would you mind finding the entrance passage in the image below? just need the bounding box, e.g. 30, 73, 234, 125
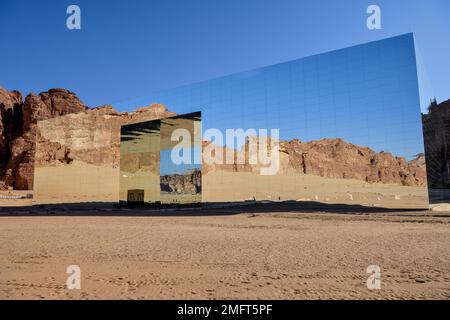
119, 112, 202, 206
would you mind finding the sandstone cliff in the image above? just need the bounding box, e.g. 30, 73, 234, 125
2, 86, 428, 191
279, 138, 426, 187
203, 138, 427, 187
0, 88, 23, 189
0, 87, 86, 190
160, 169, 202, 194
1, 86, 177, 191
35, 104, 176, 169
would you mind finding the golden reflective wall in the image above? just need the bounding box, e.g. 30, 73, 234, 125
160, 112, 202, 204
120, 112, 202, 205
120, 121, 161, 204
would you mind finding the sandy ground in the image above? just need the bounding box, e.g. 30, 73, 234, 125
0, 206, 449, 300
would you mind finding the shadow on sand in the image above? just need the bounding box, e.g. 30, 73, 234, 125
0, 200, 429, 217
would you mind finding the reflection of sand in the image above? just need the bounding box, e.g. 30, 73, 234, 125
119, 169, 160, 203
0, 210, 448, 299
160, 192, 201, 204
34, 161, 119, 205
34, 161, 201, 205
34, 162, 428, 209
0, 191, 33, 207
203, 172, 429, 209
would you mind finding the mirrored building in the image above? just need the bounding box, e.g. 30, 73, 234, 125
33, 33, 430, 209
120, 112, 202, 205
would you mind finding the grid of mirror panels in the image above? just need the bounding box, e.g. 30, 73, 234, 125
160, 112, 202, 204
118, 33, 428, 208
120, 112, 202, 205
120, 120, 161, 204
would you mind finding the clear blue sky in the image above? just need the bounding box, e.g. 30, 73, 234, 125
1, 0, 449, 111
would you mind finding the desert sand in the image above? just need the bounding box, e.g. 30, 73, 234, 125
0, 206, 449, 300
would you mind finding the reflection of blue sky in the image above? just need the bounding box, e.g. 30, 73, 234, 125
415, 43, 436, 112
120, 34, 424, 160
160, 147, 201, 175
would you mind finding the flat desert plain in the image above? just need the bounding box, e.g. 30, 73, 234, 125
0, 205, 449, 300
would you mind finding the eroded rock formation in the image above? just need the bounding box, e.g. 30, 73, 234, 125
1, 85, 178, 191
35, 104, 176, 169
160, 169, 202, 194
0, 87, 86, 190
203, 137, 427, 187
2, 85, 428, 191
0, 88, 23, 190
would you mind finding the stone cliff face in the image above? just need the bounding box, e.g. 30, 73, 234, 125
35, 104, 176, 168
0, 88, 23, 189
160, 169, 202, 194
1, 86, 176, 191
203, 138, 427, 187
2, 85, 428, 191
0, 87, 86, 190
280, 138, 426, 187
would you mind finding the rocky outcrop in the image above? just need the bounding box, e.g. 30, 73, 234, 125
409, 153, 426, 167
279, 138, 427, 186
0, 88, 23, 190
1, 85, 176, 191
0, 87, 86, 190
35, 104, 176, 169
160, 169, 201, 194
2, 85, 429, 191
22, 89, 87, 131
203, 137, 427, 187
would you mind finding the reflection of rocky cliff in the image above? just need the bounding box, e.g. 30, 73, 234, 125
36, 104, 174, 168
422, 99, 450, 189
279, 138, 427, 187
203, 138, 427, 187
0, 87, 87, 190
0, 86, 176, 191
1, 85, 429, 192
160, 169, 201, 194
